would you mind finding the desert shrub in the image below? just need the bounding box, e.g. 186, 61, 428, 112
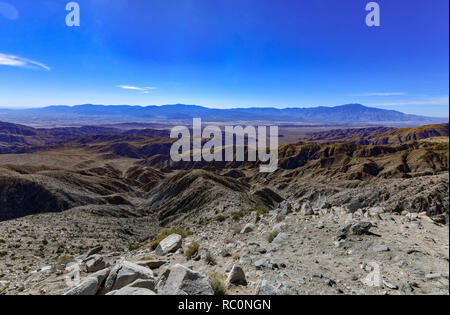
252, 206, 269, 216
211, 276, 227, 295
150, 227, 192, 250
41, 239, 48, 246
204, 250, 216, 265
216, 215, 226, 222
185, 242, 199, 259
128, 242, 145, 251
232, 210, 246, 221
267, 231, 279, 243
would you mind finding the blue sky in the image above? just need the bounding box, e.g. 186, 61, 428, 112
0, 0, 448, 117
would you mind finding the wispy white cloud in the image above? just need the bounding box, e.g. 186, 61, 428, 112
118, 85, 157, 94
0, 2, 19, 20
367, 96, 449, 107
0, 53, 50, 71
351, 92, 406, 97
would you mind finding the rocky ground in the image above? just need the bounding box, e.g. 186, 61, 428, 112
1, 200, 448, 295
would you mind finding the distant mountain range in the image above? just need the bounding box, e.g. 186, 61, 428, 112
0, 103, 447, 125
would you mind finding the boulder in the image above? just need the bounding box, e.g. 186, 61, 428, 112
336, 221, 372, 240
240, 223, 256, 234
226, 264, 247, 286
84, 254, 106, 273
254, 258, 269, 270
301, 202, 314, 216
159, 264, 214, 295
279, 201, 293, 215
107, 287, 156, 295
350, 221, 373, 235
85, 246, 103, 258
64, 268, 110, 296
155, 234, 182, 256
272, 232, 289, 245
102, 261, 154, 294
255, 280, 279, 295
136, 260, 168, 269
372, 244, 390, 252
271, 222, 287, 233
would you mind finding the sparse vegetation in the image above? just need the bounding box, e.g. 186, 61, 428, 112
216, 215, 226, 222
267, 231, 279, 243
128, 242, 144, 251
185, 242, 199, 259
204, 250, 216, 266
211, 276, 227, 295
232, 210, 246, 221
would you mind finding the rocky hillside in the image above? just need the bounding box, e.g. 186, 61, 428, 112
0, 199, 448, 295
302, 123, 449, 145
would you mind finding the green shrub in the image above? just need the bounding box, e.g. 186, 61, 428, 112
232, 210, 246, 221
267, 231, 279, 243
216, 215, 226, 222
253, 206, 269, 216
185, 242, 199, 259
211, 277, 227, 295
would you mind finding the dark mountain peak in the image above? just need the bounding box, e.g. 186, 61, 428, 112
335, 103, 366, 109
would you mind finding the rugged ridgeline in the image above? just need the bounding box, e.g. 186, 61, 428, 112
0, 121, 169, 154
0, 121, 448, 223
0, 120, 448, 295
301, 123, 449, 145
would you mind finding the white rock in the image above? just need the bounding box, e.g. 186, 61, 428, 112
272, 232, 289, 245
64, 268, 110, 295
159, 264, 214, 295
102, 261, 154, 294
240, 223, 256, 234
107, 286, 156, 295
155, 234, 182, 255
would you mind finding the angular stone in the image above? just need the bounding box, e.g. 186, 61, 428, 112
226, 264, 247, 286
102, 261, 154, 294
240, 223, 256, 234
372, 245, 390, 252
84, 254, 106, 273
272, 222, 287, 233
254, 258, 269, 270
350, 221, 372, 235
155, 234, 182, 256
301, 202, 314, 216
64, 268, 110, 296
85, 246, 103, 258
107, 286, 156, 295
255, 280, 279, 295
136, 260, 168, 269
159, 264, 214, 295
272, 232, 289, 245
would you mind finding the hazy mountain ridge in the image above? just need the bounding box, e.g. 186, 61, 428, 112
1, 103, 446, 124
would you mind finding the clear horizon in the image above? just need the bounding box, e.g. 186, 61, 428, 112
1, 0, 449, 117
